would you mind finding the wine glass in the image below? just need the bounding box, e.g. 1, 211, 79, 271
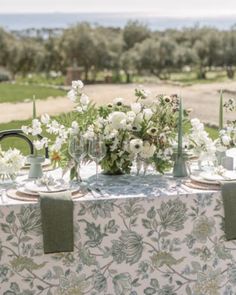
88, 136, 106, 187
68, 135, 86, 183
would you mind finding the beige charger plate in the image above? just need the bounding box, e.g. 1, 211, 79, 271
7, 188, 86, 202
184, 179, 220, 191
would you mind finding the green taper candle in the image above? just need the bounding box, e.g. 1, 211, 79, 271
177, 97, 183, 156
33, 95, 36, 119
219, 90, 224, 130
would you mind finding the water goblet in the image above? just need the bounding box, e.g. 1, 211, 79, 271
88, 136, 106, 187
68, 135, 86, 183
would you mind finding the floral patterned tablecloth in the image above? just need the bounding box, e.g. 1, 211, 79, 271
0, 166, 235, 295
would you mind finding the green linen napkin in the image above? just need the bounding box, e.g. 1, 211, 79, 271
39, 191, 74, 254
222, 181, 236, 240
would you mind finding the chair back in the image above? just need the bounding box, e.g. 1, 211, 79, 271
0, 129, 49, 158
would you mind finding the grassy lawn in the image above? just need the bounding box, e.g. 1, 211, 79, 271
0, 83, 66, 103
16, 73, 65, 86
132, 70, 231, 85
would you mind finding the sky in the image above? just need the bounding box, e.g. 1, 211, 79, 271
1, 0, 236, 17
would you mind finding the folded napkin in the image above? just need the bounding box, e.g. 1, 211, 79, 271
222, 181, 236, 240
39, 191, 74, 254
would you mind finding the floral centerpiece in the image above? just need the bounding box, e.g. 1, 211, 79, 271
20, 80, 192, 177
0, 147, 25, 180
69, 82, 181, 175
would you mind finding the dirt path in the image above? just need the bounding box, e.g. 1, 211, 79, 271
0, 82, 235, 125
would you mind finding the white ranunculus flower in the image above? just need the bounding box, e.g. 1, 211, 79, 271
113, 97, 124, 106
140, 142, 156, 159
41, 113, 50, 124
131, 103, 141, 114
80, 93, 89, 106
147, 127, 158, 136
143, 108, 153, 121
130, 139, 143, 154
72, 80, 84, 89
109, 112, 127, 130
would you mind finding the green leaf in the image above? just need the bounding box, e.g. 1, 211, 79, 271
84, 221, 105, 247
1, 223, 11, 233
150, 278, 159, 289
147, 207, 156, 219
113, 273, 132, 295
10, 282, 20, 292
6, 235, 14, 241
94, 272, 107, 292
142, 219, 152, 229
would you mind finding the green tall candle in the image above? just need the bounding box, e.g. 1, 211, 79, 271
177, 97, 183, 156
219, 90, 224, 130
33, 95, 36, 119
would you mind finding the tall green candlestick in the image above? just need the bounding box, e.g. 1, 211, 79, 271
33, 95, 36, 119
219, 90, 223, 130
177, 97, 183, 156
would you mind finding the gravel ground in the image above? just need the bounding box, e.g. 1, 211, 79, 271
0, 81, 235, 125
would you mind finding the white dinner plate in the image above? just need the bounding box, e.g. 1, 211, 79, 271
190, 174, 218, 185
18, 184, 80, 196
200, 171, 236, 182
25, 181, 70, 193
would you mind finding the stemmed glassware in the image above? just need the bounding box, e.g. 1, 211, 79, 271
88, 136, 106, 187
68, 134, 86, 183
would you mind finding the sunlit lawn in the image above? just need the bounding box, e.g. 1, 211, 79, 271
133, 70, 231, 85
0, 83, 66, 103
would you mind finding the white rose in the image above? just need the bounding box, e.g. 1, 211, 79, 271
130, 139, 143, 154
143, 108, 153, 121
131, 103, 141, 114
109, 112, 127, 130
